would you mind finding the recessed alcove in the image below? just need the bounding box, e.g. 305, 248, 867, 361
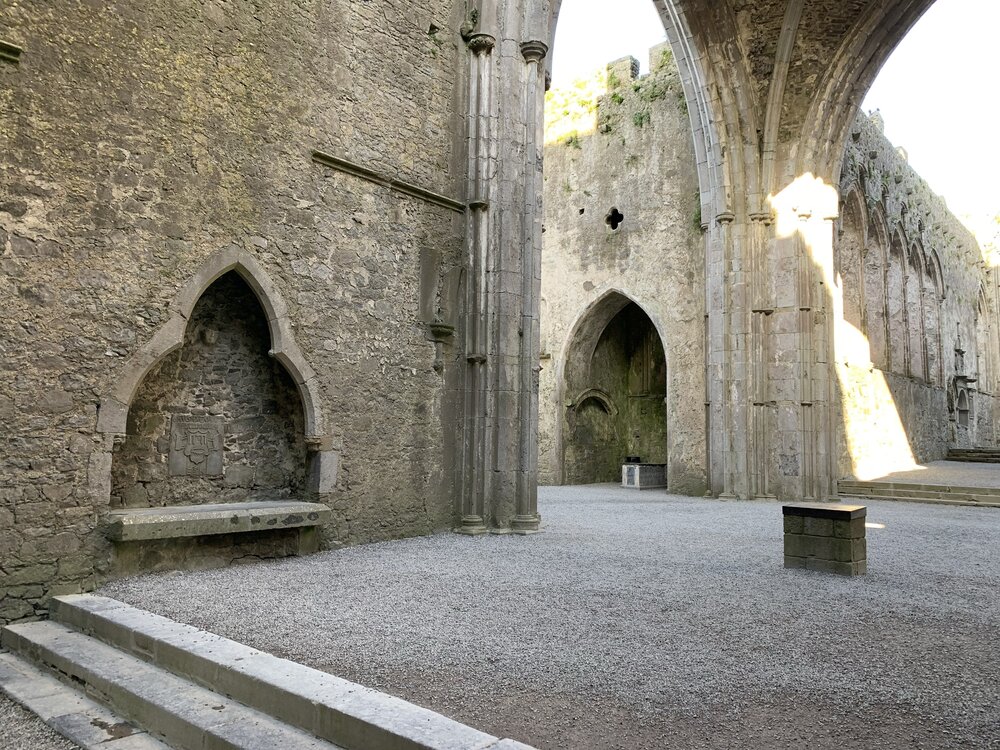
110, 272, 307, 510
563, 295, 667, 484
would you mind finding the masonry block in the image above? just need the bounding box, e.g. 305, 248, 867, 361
803, 516, 834, 536
783, 515, 804, 534
782, 503, 866, 576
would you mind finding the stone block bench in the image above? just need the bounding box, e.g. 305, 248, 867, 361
782, 503, 867, 576
622, 463, 666, 489
106, 500, 332, 574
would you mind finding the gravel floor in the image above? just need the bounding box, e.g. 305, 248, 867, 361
0, 694, 80, 750
873, 459, 1000, 488
101, 486, 1000, 749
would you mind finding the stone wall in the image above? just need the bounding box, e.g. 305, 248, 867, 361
835, 113, 999, 478
0, 0, 467, 622
539, 46, 707, 494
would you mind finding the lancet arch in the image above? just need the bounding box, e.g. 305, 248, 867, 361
92, 247, 335, 508
97, 247, 326, 441
555, 290, 670, 485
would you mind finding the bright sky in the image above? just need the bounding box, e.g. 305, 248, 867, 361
551, 0, 1000, 226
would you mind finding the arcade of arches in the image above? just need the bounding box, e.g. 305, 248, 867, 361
2, 0, 998, 619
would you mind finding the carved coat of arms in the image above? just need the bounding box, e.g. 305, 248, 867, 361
168, 416, 225, 477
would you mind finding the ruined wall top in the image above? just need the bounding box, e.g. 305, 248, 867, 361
839, 111, 991, 298
544, 42, 682, 148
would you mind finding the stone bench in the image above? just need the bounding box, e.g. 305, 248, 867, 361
782, 503, 867, 576
106, 501, 332, 573
621, 463, 666, 489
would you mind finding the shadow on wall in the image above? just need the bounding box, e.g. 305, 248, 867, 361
560, 294, 667, 484
110, 272, 307, 508
777, 172, 996, 486
832, 181, 1000, 478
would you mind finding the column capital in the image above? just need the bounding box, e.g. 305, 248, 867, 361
715, 210, 736, 226
520, 40, 548, 63
467, 33, 495, 54
749, 211, 773, 226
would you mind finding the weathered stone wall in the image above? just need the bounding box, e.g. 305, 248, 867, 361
111, 273, 307, 508
0, 0, 467, 622
835, 112, 1000, 479
539, 47, 707, 494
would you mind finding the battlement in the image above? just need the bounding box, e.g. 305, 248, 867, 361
544, 42, 684, 146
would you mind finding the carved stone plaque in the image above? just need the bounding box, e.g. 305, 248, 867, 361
168, 416, 224, 477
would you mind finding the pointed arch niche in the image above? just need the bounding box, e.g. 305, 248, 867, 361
558, 291, 668, 484
93, 248, 336, 509
837, 188, 866, 336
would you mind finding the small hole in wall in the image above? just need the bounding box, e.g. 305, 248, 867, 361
578, 208, 585, 215
605, 207, 624, 230
428, 23, 440, 34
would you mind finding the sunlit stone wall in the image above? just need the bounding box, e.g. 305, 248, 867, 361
539, 47, 707, 494
835, 113, 1000, 479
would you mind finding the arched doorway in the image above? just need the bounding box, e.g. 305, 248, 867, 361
561, 294, 667, 484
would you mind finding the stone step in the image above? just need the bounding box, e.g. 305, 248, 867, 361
0, 651, 170, 750
837, 483, 1000, 508
839, 486, 985, 501
838, 480, 1000, 496
46, 594, 531, 750
1, 620, 345, 750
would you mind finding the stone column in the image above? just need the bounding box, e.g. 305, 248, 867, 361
715, 209, 750, 500
457, 31, 497, 535
748, 211, 775, 499
511, 39, 547, 534
768, 178, 839, 502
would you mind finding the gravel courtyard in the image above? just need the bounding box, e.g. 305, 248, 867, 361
100, 486, 1000, 750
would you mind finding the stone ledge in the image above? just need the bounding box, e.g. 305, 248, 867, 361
106, 501, 332, 542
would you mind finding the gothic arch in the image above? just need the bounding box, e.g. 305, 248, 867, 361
797, 1, 937, 182
907, 242, 927, 380
976, 283, 995, 394
922, 247, 944, 385
863, 204, 890, 369
555, 289, 670, 484
927, 249, 945, 299
97, 247, 326, 442
886, 228, 909, 373
89, 247, 337, 509
557, 288, 671, 386
838, 185, 867, 335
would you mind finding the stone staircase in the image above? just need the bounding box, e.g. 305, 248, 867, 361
946, 448, 1000, 463
838, 480, 1000, 508
0, 594, 534, 750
